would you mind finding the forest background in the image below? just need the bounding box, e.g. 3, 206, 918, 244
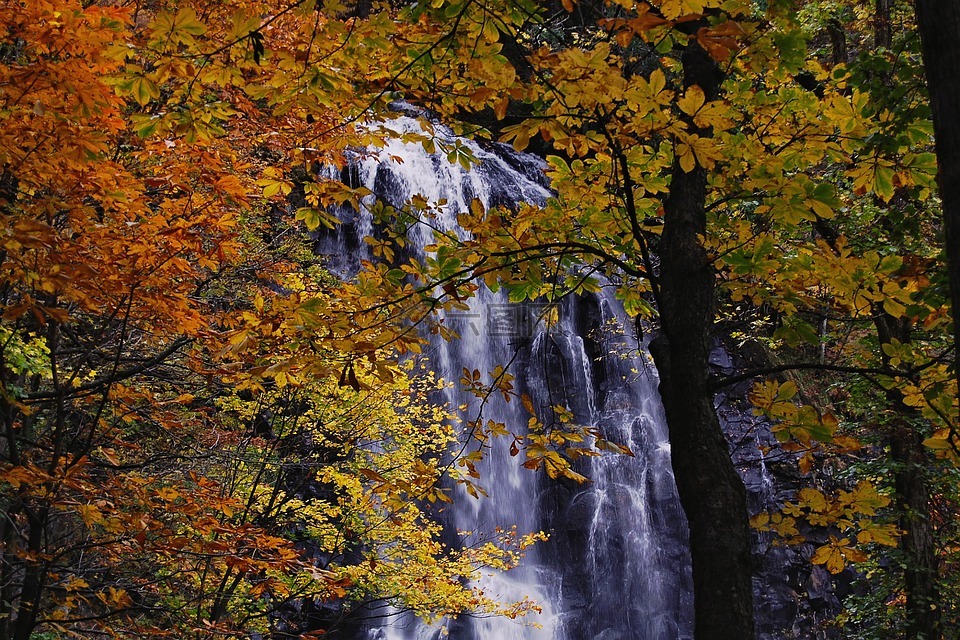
2, 0, 960, 639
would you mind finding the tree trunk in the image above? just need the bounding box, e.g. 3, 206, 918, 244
914, 1, 960, 405
827, 18, 847, 65
649, 31, 755, 640
12, 505, 46, 640
875, 313, 941, 639
890, 426, 940, 639
875, 0, 893, 49
866, 3, 943, 633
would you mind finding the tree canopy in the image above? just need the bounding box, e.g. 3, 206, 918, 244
2, 0, 960, 638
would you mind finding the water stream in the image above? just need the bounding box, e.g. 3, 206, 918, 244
320, 114, 693, 640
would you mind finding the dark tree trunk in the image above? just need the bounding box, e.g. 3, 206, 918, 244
649, 31, 755, 640
827, 18, 848, 65
12, 506, 46, 640
890, 426, 940, 639
869, 2, 942, 633
875, 313, 941, 640
915, 1, 960, 403
875, 0, 893, 49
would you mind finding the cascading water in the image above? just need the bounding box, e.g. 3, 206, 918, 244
320, 112, 693, 640
528, 292, 693, 640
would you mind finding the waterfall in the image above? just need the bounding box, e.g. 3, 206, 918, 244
524, 290, 693, 640
319, 113, 693, 640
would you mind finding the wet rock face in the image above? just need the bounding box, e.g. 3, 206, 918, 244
572, 293, 608, 400
711, 341, 843, 640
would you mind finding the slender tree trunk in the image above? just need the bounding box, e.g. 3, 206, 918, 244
910, 6, 960, 631
868, 3, 942, 634
12, 506, 46, 640
875, 313, 941, 639
890, 427, 940, 639
827, 18, 847, 65
649, 31, 755, 640
875, 0, 893, 49
914, 1, 960, 404
0, 509, 14, 640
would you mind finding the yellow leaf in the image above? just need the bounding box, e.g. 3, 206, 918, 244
155, 487, 180, 502
679, 85, 706, 116
812, 543, 844, 574
649, 68, 667, 96
64, 577, 90, 592
750, 512, 770, 530
693, 99, 734, 130
658, 0, 706, 20
924, 436, 956, 451
78, 504, 104, 527
798, 487, 828, 512
841, 544, 868, 564
677, 141, 696, 172
882, 295, 907, 318
841, 481, 890, 516
777, 380, 798, 400
856, 523, 899, 547
676, 133, 723, 171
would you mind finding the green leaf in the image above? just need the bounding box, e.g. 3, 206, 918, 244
772, 30, 807, 72
874, 164, 895, 202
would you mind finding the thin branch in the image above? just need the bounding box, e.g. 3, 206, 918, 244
24, 337, 191, 401
710, 361, 898, 391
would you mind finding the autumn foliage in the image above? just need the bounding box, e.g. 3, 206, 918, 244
3, 0, 960, 638
0, 1, 544, 638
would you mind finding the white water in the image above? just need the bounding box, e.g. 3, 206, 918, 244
321, 114, 692, 640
